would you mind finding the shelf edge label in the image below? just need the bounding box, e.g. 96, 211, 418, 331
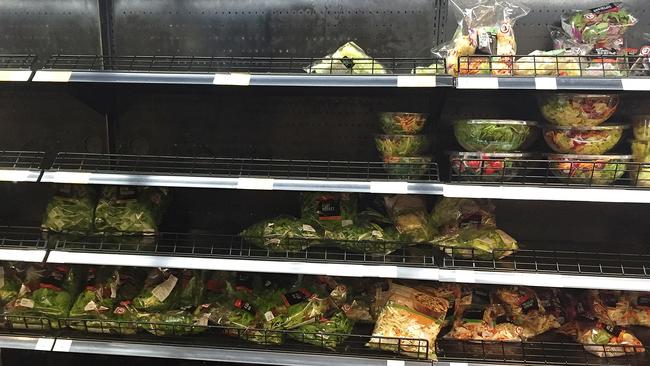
34, 338, 55, 351
396, 75, 437, 87
213, 73, 251, 86
456, 76, 499, 89
237, 177, 274, 190
53, 339, 72, 352
369, 181, 409, 194
621, 78, 650, 91
534, 77, 557, 90
0, 70, 32, 82
33, 71, 72, 82
45, 172, 92, 184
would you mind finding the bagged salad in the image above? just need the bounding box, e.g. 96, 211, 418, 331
301, 192, 358, 230
576, 319, 644, 358
68, 267, 142, 334
368, 283, 448, 360
0, 264, 22, 306
94, 186, 169, 235
562, 2, 637, 52
132, 268, 201, 312
324, 223, 403, 255
42, 184, 96, 234
435, 0, 530, 75
630, 292, 650, 327
240, 216, 320, 252
495, 286, 562, 337
306, 42, 387, 75
588, 290, 635, 326
384, 195, 434, 242
140, 309, 206, 336
5, 264, 81, 328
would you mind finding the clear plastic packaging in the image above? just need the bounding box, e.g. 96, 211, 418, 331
543, 124, 626, 155
547, 154, 632, 185
453, 119, 538, 152
449, 151, 533, 181
375, 134, 429, 157
561, 2, 637, 52
538, 94, 619, 127
434, 0, 530, 75
379, 112, 429, 135
383, 156, 432, 180
632, 115, 650, 141
306, 42, 387, 75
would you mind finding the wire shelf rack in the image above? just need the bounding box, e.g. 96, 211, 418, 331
41, 55, 447, 75
47, 152, 440, 182
0, 226, 46, 250
0, 151, 44, 171
0, 55, 37, 70
448, 156, 650, 189
457, 54, 650, 78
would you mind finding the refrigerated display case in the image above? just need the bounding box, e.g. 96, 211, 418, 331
0, 0, 649, 365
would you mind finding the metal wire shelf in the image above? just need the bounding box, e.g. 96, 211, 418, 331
457, 54, 650, 78
41, 54, 447, 75
48, 231, 650, 280
448, 157, 650, 189
1, 315, 649, 365
0, 55, 37, 70
47, 152, 440, 182
0, 226, 47, 250
0, 151, 44, 171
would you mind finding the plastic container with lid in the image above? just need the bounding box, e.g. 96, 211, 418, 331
382, 156, 432, 180
546, 153, 632, 185
453, 119, 539, 152
632, 115, 650, 141
448, 151, 534, 182
543, 124, 627, 155
538, 93, 619, 127
375, 134, 429, 157
379, 112, 429, 134
630, 140, 650, 187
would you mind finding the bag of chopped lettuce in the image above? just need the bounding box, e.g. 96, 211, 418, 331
301, 192, 358, 230
5, 264, 80, 329
42, 185, 96, 233
495, 286, 562, 337
68, 267, 142, 334
288, 309, 353, 350
384, 195, 434, 242
432, 227, 518, 260
0, 264, 21, 306
140, 309, 206, 336
324, 223, 403, 255
240, 216, 321, 252
430, 198, 497, 233
94, 186, 170, 235
133, 268, 181, 312
306, 42, 387, 75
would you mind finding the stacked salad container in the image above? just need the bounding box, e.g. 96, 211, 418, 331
448, 119, 538, 181
376, 113, 431, 179
538, 93, 631, 185
631, 115, 650, 186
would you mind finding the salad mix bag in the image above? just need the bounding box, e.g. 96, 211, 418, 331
306, 42, 387, 75
562, 2, 637, 52
42, 185, 97, 234
384, 195, 434, 242
94, 186, 170, 235
434, 0, 530, 75
301, 192, 358, 230
240, 216, 320, 252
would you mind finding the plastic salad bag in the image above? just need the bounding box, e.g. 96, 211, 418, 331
301, 192, 358, 230
588, 290, 635, 326
94, 186, 170, 235
42, 184, 96, 233
495, 286, 562, 336
325, 223, 402, 255
384, 195, 434, 242
562, 2, 637, 52
368, 283, 448, 360
430, 198, 496, 233
630, 292, 650, 327
240, 216, 321, 252
576, 319, 644, 357
0, 264, 22, 306
435, 0, 530, 75
140, 309, 206, 336
133, 268, 184, 312
306, 42, 387, 75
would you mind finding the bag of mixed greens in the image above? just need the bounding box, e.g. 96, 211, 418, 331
306, 42, 387, 75
630, 292, 650, 327
430, 198, 496, 233
140, 309, 206, 336
0, 264, 21, 306
434, 0, 530, 75
368, 283, 448, 360
288, 309, 353, 350
416, 283, 461, 326
325, 224, 403, 255
588, 290, 635, 326
176, 270, 204, 309
133, 268, 181, 312
94, 186, 169, 235
495, 286, 562, 337
240, 216, 320, 252
5, 264, 80, 328
432, 227, 518, 260
42, 185, 96, 233
301, 192, 358, 230
384, 195, 434, 242
562, 2, 637, 52
576, 319, 645, 358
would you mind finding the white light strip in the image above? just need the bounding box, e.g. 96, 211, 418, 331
0, 70, 33, 82
443, 184, 650, 203
47, 251, 438, 280
0, 249, 46, 262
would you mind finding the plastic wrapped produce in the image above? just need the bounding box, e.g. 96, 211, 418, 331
42, 185, 96, 233
577, 320, 644, 358
384, 195, 434, 242
432, 227, 518, 260
543, 125, 626, 155
547, 154, 631, 185
495, 286, 562, 336
453, 119, 538, 152
379, 112, 429, 135
562, 3, 637, 51
301, 192, 358, 230
430, 198, 497, 233
140, 310, 206, 336
588, 290, 636, 326
368, 284, 449, 360
324, 223, 403, 255
94, 186, 169, 235
513, 49, 583, 76
306, 42, 386, 75
538, 94, 619, 127
435, 0, 530, 75
240, 216, 321, 252
0, 264, 21, 306
630, 292, 650, 327
132, 268, 188, 312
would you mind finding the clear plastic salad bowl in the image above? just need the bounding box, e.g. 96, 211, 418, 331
538, 93, 619, 127
453, 119, 538, 152
547, 154, 632, 185
543, 124, 626, 155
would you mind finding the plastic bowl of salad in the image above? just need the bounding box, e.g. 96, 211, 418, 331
449, 152, 534, 182
383, 156, 432, 180
543, 124, 627, 155
538, 93, 619, 127
631, 140, 650, 187
453, 119, 538, 152
547, 154, 632, 185
375, 134, 429, 157
379, 112, 429, 134
632, 115, 650, 141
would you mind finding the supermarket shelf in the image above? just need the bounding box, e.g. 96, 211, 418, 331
0, 151, 45, 183
34, 55, 453, 88
0, 335, 55, 351
43, 232, 650, 291
41, 153, 442, 194
52, 339, 435, 366
0, 55, 36, 82
0, 226, 48, 262
455, 76, 650, 90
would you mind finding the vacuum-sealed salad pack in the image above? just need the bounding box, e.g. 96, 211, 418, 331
435, 0, 530, 75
